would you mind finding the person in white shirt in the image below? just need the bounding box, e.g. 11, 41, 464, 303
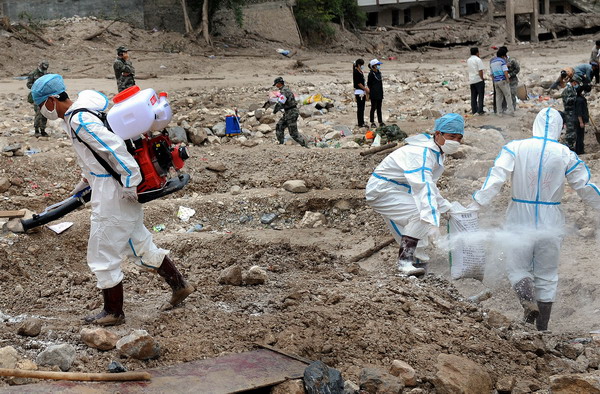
467, 47, 485, 115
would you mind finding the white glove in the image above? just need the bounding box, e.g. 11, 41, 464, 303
121, 186, 138, 202
71, 179, 89, 195
467, 201, 482, 212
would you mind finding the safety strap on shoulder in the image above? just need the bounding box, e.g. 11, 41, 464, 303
68, 108, 123, 186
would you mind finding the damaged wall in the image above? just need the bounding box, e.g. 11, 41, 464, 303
213, 1, 301, 47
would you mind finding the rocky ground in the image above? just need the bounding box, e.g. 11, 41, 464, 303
1, 17, 600, 393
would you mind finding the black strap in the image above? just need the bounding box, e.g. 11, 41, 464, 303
68, 109, 123, 186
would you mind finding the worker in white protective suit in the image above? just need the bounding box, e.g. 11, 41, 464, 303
366, 113, 464, 276
31, 74, 194, 326
470, 107, 600, 331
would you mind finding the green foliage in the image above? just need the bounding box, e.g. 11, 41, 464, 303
294, 0, 365, 43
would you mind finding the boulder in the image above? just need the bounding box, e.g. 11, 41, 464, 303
256, 124, 272, 134
260, 213, 278, 224
187, 127, 209, 145
299, 212, 328, 229
116, 330, 160, 360
17, 318, 42, 337
0, 177, 10, 193
271, 378, 306, 394
299, 106, 313, 119
283, 180, 308, 193
260, 115, 276, 124
243, 266, 268, 285
389, 360, 417, 386
36, 344, 76, 372
230, 185, 242, 195
0, 346, 19, 369
304, 360, 344, 394
80, 327, 119, 351
218, 265, 243, 286
254, 108, 264, 120
550, 373, 600, 393
212, 122, 227, 137
359, 367, 404, 393
206, 162, 227, 172
167, 126, 188, 144
432, 354, 492, 394
241, 139, 260, 148
206, 136, 221, 144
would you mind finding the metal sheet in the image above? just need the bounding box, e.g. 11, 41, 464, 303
0, 349, 309, 394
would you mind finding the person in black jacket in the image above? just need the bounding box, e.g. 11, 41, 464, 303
574, 84, 591, 155
367, 59, 385, 128
353, 59, 369, 127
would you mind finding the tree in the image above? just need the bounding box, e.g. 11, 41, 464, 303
294, 0, 365, 42
187, 0, 246, 46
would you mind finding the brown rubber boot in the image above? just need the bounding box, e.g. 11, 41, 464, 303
156, 255, 194, 310
84, 282, 125, 326
397, 235, 425, 277
514, 278, 539, 324
536, 302, 553, 331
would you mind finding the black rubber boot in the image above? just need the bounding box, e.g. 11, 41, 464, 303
514, 277, 539, 324
40, 129, 48, 137
156, 255, 194, 310
536, 302, 553, 331
397, 235, 425, 277
34, 128, 40, 137
84, 282, 125, 326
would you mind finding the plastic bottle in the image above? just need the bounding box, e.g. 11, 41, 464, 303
107, 86, 159, 140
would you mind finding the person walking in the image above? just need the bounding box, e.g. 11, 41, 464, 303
574, 84, 591, 155
470, 108, 600, 331
31, 74, 194, 326
561, 74, 580, 151
272, 77, 307, 147
490, 48, 514, 116
367, 59, 384, 128
113, 46, 136, 92
26, 60, 49, 137
366, 114, 464, 277
467, 47, 485, 115
353, 59, 369, 127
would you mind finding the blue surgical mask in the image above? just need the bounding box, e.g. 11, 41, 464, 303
376, 65, 381, 70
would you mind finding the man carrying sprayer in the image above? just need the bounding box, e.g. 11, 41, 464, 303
366, 114, 464, 277
31, 74, 194, 326
469, 108, 600, 331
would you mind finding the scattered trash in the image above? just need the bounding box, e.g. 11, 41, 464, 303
186, 224, 204, 233
152, 224, 166, 232
276, 48, 290, 56
177, 206, 196, 222
467, 289, 492, 303
159, 65, 167, 69
47, 222, 73, 234
260, 213, 278, 225
25, 149, 40, 156
441, 81, 449, 86
208, 55, 216, 59
371, 134, 382, 147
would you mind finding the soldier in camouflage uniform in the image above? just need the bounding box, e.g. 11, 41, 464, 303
507, 56, 520, 110
113, 46, 135, 92
561, 74, 580, 151
272, 77, 307, 147
27, 61, 49, 137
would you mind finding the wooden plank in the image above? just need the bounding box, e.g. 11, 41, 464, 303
0, 210, 25, 218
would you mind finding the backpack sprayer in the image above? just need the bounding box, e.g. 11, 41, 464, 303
19, 86, 190, 232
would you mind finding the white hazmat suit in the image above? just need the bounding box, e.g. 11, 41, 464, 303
62, 90, 168, 289
473, 107, 600, 302
366, 133, 453, 258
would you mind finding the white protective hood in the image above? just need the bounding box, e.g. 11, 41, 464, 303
532, 107, 563, 140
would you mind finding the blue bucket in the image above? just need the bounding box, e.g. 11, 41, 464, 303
225, 115, 241, 135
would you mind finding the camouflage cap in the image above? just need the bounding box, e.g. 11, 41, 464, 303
572, 74, 583, 83
117, 46, 129, 54
39, 60, 49, 69
273, 77, 284, 86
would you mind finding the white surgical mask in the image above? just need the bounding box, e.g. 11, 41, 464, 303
40, 98, 59, 120
441, 138, 460, 154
